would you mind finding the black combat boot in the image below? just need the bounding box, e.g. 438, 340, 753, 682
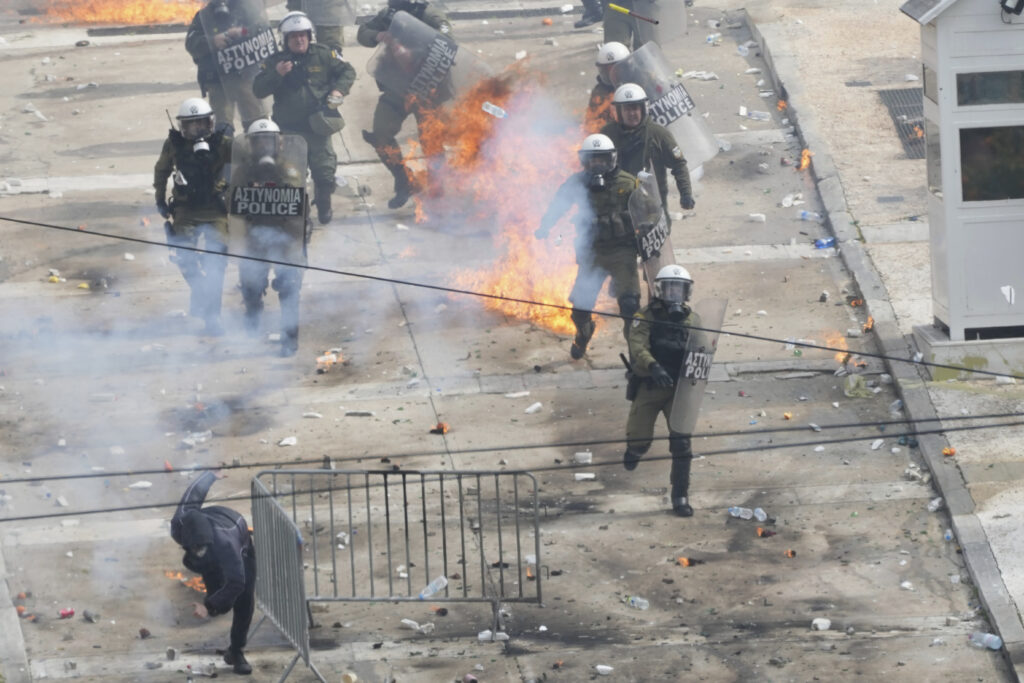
569, 312, 595, 360
623, 448, 641, 471
314, 186, 334, 225
224, 649, 252, 675
574, 0, 603, 28
672, 497, 694, 517
388, 169, 415, 210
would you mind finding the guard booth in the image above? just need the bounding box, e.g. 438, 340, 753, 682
902, 0, 1024, 374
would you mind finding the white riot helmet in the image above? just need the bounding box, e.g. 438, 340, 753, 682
654, 264, 693, 313
280, 11, 315, 44
578, 133, 618, 188
247, 118, 281, 164
595, 42, 629, 86
176, 97, 215, 141
613, 82, 648, 127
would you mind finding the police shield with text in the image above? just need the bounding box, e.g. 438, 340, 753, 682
628, 169, 676, 291
668, 297, 727, 435
229, 119, 310, 357
192, 0, 278, 131
609, 42, 719, 181
624, 265, 712, 517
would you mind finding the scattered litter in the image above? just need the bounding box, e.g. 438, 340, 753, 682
56, 496, 68, 507
780, 192, 803, 207
870, 439, 884, 450
395, 222, 409, 230
544, 37, 558, 46
504, 391, 530, 398
811, 618, 831, 631
430, 422, 450, 434
574, 472, 596, 481
559, 3, 573, 12
302, 412, 323, 419
180, 430, 212, 449
525, 402, 543, 414
123, 253, 135, 261
316, 349, 343, 373
595, 665, 614, 675
572, 450, 592, 464
814, 445, 825, 452
785, 549, 797, 558
679, 70, 719, 81
927, 497, 944, 512
844, 375, 873, 398
748, 213, 766, 223
515, 50, 527, 60
900, 580, 914, 591
166, 647, 177, 660
677, 556, 704, 566
345, 410, 375, 417
942, 447, 956, 456
477, 629, 510, 641
278, 436, 298, 447
482, 101, 507, 118
83, 610, 98, 623
128, 481, 153, 490
401, 618, 435, 635
139, 627, 152, 639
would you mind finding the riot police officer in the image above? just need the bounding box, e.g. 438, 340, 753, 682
231, 119, 310, 357
601, 83, 694, 221
356, 0, 452, 209
624, 264, 699, 517
185, 0, 272, 133
253, 12, 356, 225
286, 0, 351, 51
535, 134, 640, 360
154, 98, 232, 336
587, 41, 629, 131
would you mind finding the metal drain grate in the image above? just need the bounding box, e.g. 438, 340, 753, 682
879, 88, 925, 159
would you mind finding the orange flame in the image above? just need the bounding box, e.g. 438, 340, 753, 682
863, 316, 874, 332
913, 125, 924, 139
165, 570, 206, 593
406, 66, 613, 334
41, 0, 202, 24
797, 148, 813, 171
776, 100, 788, 111
824, 330, 849, 364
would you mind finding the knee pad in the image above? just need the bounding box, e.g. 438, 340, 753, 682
669, 433, 692, 457
618, 294, 641, 320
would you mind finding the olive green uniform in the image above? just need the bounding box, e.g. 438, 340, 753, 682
603, 0, 639, 49
286, 0, 348, 50
537, 168, 640, 352
185, 5, 268, 131
253, 43, 355, 211
626, 301, 701, 509
154, 126, 233, 327
356, 4, 452, 201
601, 118, 692, 218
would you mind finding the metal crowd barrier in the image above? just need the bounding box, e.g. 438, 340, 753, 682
251, 468, 542, 677
250, 476, 327, 683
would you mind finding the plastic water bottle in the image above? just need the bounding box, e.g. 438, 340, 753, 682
482, 101, 507, 119
753, 507, 768, 522
968, 631, 1003, 650
814, 236, 836, 249
728, 506, 754, 520
706, 32, 722, 44
747, 110, 771, 121
798, 210, 822, 222
418, 575, 448, 600
737, 44, 750, 56
625, 595, 649, 610
944, 528, 954, 542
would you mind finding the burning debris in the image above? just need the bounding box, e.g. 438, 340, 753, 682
316, 348, 344, 373
430, 422, 450, 434
164, 570, 206, 593
797, 148, 813, 171
40, 0, 202, 25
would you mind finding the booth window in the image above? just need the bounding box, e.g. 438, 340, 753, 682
960, 126, 1024, 201
956, 71, 1024, 106
926, 119, 941, 197
923, 65, 938, 103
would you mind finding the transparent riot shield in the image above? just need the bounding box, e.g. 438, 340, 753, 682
669, 299, 728, 435
295, 0, 355, 26
610, 41, 718, 180
629, 170, 675, 292
366, 10, 491, 103
632, 0, 688, 48
228, 132, 310, 248
200, 0, 277, 124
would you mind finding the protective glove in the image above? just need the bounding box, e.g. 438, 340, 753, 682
649, 363, 675, 388
156, 197, 170, 219
681, 195, 695, 210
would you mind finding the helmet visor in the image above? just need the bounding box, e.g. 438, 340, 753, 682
181, 116, 213, 141
659, 279, 691, 305
251, 133, 279, 159
579, 150, 616, 175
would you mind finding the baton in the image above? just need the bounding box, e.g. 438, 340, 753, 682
607, 3, 659, 24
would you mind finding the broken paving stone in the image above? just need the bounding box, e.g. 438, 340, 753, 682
144, 662, 162, 670
166, 647, 176, 660
139, 627, 152, 639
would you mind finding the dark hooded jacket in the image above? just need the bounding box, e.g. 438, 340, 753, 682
171, 471, 253, 616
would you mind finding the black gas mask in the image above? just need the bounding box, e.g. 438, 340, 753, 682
579, 149, 617, 190
210, 0, 230, 18
180, 510, 214, 563
658, 279, 691, 322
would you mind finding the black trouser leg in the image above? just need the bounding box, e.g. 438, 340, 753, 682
669, 432, 693, 501
617, 293, 640, 338
229, 551, 257, 653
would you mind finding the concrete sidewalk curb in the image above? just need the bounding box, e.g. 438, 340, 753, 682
750, 8, 1024, 681
0, 547, 32, 683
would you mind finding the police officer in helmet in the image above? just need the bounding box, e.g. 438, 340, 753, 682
154, 97, 232, 336
624, 264, 699, 517
536, 133, 641, 360
586, 42, 629, 131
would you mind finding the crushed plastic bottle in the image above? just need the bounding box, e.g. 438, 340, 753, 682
482, 101, 507, 119
814, 236, 836, 248
418, 575, 448, 600
927, 497, 944, 512
624, 595, 649, 610
944, 528, 954, 542
705, 32, 722, 44
798, 210, 823, 222
728, 506, 754, 520
753, 507, 768, 522
968, 631, 1003, 650
737, 44, 749, 56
